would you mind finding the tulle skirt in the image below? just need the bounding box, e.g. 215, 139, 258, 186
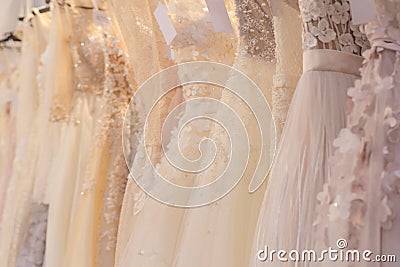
172, 49, 276, 267
251, 50, 363, 267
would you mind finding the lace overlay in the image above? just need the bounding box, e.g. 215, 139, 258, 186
131, 0, 238, 213
96, 27, 135, 260
271, 0, 303, 138
299, 0, 370, 55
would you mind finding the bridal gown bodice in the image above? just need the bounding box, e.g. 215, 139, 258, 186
297, 0, 369, 55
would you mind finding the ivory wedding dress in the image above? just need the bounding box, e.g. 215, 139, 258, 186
41, 2, 136, 267
0, 11, 52, 267
109, 0, 175, 264
44, 3, 102, 267
173, 2, 304, 266
0, 47, 20, 267
13, 9, 52, 267
0, 47, 20, 223
62, 4, 136, 266
116, 0, 238, 266
252, 1, 371, 266
315, 1, 400, 266
172, 1, 276, 266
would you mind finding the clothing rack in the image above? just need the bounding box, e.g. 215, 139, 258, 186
1, 5, 50, 46
2, 0, 106, 46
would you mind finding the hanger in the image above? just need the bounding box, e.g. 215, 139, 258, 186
57, 0, 105, 11
0, 33, 22, 43
37, 6, 51, 13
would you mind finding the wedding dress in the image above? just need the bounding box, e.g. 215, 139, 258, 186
116, 0, 238, 266
58, 2, 137, 266
251, 1, 370, 266
13, 9, 52, 267
0, 47, 20, 223
109, 0, 175, 264
172, 1, 276, 266
314, 1, 400, 266
0, 10, 52, 267
44, 3, 101, 267
0, 47, 20, 267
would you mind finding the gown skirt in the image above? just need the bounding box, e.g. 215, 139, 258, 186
251, 49, 363, 267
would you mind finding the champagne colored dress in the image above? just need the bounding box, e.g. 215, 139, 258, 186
44, 3, 102, 267
116, 0, 238, 266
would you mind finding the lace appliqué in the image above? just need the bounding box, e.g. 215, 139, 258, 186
272, 75, 297, 136
300, 0, 370, 55
97, 36, 134, 251
236, 0, 276, 61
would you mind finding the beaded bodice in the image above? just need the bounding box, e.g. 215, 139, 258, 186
69, 8, 105, 95
235, 0, 276, 61
298, 0, 370, 55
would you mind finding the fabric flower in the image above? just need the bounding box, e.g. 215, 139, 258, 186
300, 0, 334, 22
333, 128, 361, 153
330, 1, 350, 24
310, 18, 336, 43
382, 172, 396, 194
387, 125, 400, 143
380, 195, 393, 230
350, 23, 371, 53
384, 107, 398, 127
351, 116, 367, 137
317, 184, 331, 204
303, 31, 318, 48
339, 33, 357, 53
329, 195, 351, 221
374, 76, 394, 94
